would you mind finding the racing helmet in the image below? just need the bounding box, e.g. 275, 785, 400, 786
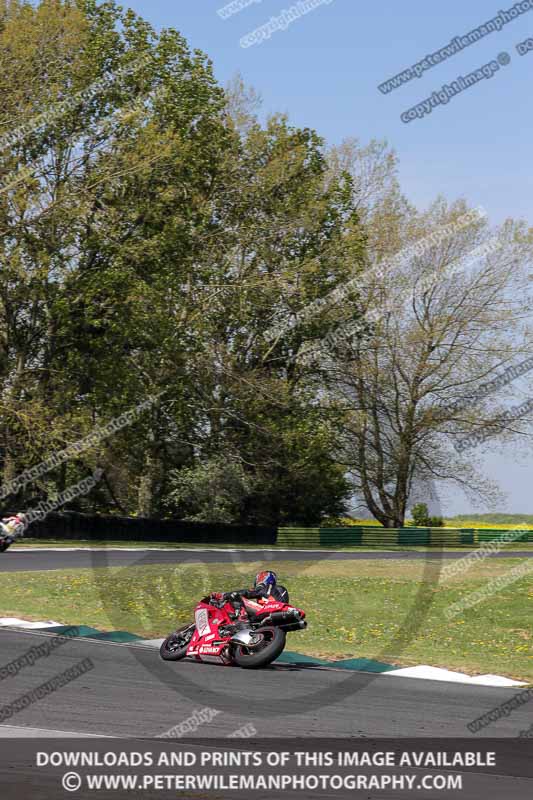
254, 570, 277, 591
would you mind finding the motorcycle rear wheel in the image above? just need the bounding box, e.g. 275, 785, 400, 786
159, 624, 194, 661
233, 626, 286, 669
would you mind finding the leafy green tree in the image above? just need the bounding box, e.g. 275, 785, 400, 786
0, 0, 232, 511
0, 1, 367, 525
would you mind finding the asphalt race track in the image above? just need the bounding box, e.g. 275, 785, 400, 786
1, 547, 532, 572
0, 628, 532, 799
0, 628, 530, 739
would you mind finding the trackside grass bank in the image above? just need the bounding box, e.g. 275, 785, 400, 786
1, 559, 531, 681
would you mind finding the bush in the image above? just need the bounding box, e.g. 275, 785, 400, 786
169, 458, 254, 524
320, 516, 359, 527
410, 503, 444, 527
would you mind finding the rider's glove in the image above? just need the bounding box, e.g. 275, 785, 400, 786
224, 592, 240, 602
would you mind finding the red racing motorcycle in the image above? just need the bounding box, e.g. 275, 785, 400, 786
160, 591, 307, 669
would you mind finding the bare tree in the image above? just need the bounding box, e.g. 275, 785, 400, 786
306, 172, 533, 525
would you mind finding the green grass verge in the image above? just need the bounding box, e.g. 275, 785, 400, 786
1, 558, 531, 682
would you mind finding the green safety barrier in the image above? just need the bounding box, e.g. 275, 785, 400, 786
276, 528, 321, 547
277, 526, 533, 547
476, 528, 532, 542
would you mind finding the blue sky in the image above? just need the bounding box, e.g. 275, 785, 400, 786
123, 0, 533, 514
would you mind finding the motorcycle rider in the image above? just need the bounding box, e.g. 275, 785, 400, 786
213, 570, 289, 605
0, 513, 27, 551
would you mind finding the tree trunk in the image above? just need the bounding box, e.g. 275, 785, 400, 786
137, 440, 164, 518
137, 450, 158, 517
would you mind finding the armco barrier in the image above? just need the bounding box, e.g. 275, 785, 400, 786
278, 527, 533, 547
276, 528, 321, 548
476, 528, 531, 542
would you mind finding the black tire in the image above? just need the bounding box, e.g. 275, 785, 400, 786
233, 626, 286, 669
159, 624, 195, 661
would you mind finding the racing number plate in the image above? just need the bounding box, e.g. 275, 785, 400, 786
195, 607, 210, 637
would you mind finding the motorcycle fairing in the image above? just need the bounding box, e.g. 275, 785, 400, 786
182, 595, 305, 665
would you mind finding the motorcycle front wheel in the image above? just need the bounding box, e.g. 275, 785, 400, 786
159, 624, 195, 661
233, 626, 286, 669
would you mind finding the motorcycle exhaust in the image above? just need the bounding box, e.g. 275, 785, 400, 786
262, 610, 301, 626
281, 620, 307, 632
